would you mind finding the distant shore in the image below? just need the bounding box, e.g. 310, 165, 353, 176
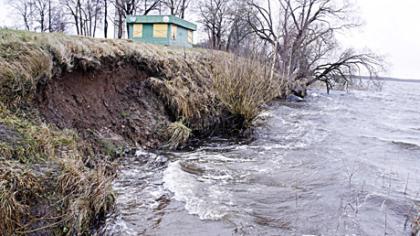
356, 76, 420, 83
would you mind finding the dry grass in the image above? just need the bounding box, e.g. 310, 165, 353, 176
0, 162, 42, 235
0, 39, 52, 108
146, 56, 222, 133
58, 159, 114, 234
212, 55, 282, 126
1, 100, 113, 235
0, 101, 79, 163
0, 138, 113, 235
164, 120, 192, 149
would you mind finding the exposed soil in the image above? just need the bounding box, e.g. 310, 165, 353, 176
36, 63, 171, 149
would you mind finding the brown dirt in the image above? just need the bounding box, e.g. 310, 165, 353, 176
36, 63, 171, 149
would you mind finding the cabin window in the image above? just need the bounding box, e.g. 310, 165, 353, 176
171, 25, 177, 40
133, 24, 143, 38
188, 30, 193, 44
153, 24, 168, 38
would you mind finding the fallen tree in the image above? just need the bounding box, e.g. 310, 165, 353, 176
246, 0, 384, 95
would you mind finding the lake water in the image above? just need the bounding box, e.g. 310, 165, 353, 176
99, 81, 420, 235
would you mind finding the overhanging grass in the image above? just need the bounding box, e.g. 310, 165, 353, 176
0, 29, 223, 131
0, 29, 281, 137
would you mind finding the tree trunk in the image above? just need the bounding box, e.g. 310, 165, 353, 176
118, 10, 123, 39
181, 0, 187, 18
74, 15, 80, 35
104, 0, 108, 38
40, 12, 45, 31
23, 10, 30, 31
48, 0, 52, 32
77, 0, 83, 35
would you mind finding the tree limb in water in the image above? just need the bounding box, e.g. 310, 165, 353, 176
306, 49, 384, 93
245, 0, 385, 94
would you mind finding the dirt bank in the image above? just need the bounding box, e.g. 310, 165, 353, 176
37, 63, 170, 149
0, 29, 238, 150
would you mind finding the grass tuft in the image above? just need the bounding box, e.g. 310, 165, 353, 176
212, 55, 282, 127
0, 162, 42, 235
164, 120, 192, 150
58, 159, 114, 234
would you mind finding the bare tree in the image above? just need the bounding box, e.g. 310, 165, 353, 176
198, 0, 256, 52
61, 0, 83, 34
113, 0, 139, 17
162, 0, 190, 18
143, 0, 162, 15
33, 0, 49, 31
9, 0, 68, 33
113, 0, 138, 38
307, 49, 383, 93
50, 7, 68, 32
61, 0, 103, 37
48, 0, 53, 31
47, 0, 68, 32
9, 0, 36, 31
113, 0, 161, 38
246, 0, 383, 95
104, 0, 109, 38
199, 0, 231, 50
225, 1, 255, 52
84, 0, 103, 37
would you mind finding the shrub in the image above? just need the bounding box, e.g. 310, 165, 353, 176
212, 55, 281, 127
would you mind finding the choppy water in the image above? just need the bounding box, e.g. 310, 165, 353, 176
100, 81, 420, 236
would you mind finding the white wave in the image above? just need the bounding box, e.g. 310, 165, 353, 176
182, 152, 255, 164
102, 215, 138, 236
134, 148, 149, 157
163, 161, 232, 220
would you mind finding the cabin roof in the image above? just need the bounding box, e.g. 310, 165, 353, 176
126, 15, 197, 31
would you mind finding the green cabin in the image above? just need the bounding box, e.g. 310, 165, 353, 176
126, 15, 197, 48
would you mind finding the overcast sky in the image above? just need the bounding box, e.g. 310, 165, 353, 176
0, 0, 419, 79
340, 0, 420, 80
